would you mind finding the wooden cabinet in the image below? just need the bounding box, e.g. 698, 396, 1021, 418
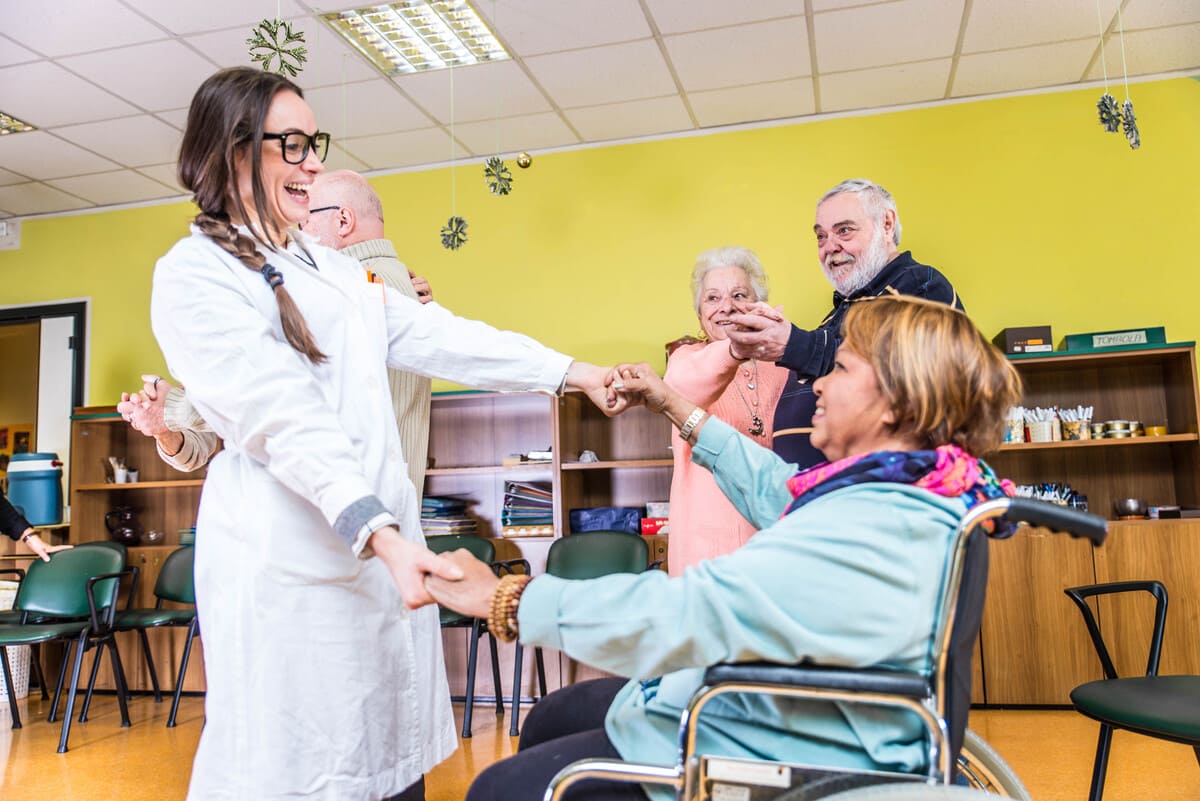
427, 390, 672, 702
69, 406, 205, 547
979, 344, 1200, 705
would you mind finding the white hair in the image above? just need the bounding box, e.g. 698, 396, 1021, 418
690, 246, 769, 313
819, 178, 902, 245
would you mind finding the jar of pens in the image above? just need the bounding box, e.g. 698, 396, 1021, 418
1058, 405, 1094, 440
1005, 405, 1094, 443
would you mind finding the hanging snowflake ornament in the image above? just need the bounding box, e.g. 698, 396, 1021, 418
1120, 99, 1140, 150
440, 216, 469, 250
247, 19, 308, 78
484, 157, 513, 196
1096, 93, 1121, 133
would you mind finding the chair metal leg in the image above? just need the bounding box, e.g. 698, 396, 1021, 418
508, 641, 524, 737
168, 619, 199, 728
106, 636, 131, 727
57, 631, 89, 753
78, 641, 106, 722
1, 646, 21, 729
1088, 723, 1114, 801
461, 622, 482, 739
137, 628, 162, 702
49, 642, 71, 723
487, 632, 504, 714
535, 645, 547, 697
31, 644, 49, 700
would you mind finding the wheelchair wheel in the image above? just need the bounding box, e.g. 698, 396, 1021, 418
955, 729, 1032, 799
816, 785, 1005, 800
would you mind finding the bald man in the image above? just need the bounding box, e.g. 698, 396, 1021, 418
121, 171, 435, 508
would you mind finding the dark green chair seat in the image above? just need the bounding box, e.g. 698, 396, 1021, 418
1065, 580, 1200, 801
92, 545, 198, 727
426, 534, 505, 738
0, 545, 129, 752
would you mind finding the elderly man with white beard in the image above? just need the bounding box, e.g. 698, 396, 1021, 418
726, 179, 962, 465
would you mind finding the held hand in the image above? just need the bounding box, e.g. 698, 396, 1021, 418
409, 271, 433, 304
118, 375, 174, 437
567, 361, 631, 417
370, 527, 464, 609
726, 307, 793, 362
424, 549, 501, 619
612, 363, 675, 414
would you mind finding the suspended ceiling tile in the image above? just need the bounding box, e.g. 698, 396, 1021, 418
452, 111, 578, 157
1120, 0, 1200, 29
820, 58, 952, 113
135, 164, 187, 195
644, 0, 806, 35
339, 128, 469, 170
963, 0, 1107, 53
564, 95, 692, 141
0, 34, 39, 66
184, 20, 380, 88
688, 79, 816, 128
526, 40, 677, 109
815, 0, 964, 73
479, 0, 651, 56
58, 40, 219, 112
396, 61, 553, 125
812, 0, 897, 9
304, 80, 433, 139
154, 109, 190, 130
47, 169, 182, 206
0, 61, 139, 128
0, 182, 91, 215
0, 131, 120, 180
0, 166, 28, 186
1, 0, 166, 58
954, 39, 1100, 97
122, 0, 308, 35
665, 17, 811, 92
52, 115, 182, 168
321, 143, 370, 173
1085, 24, 1200, 80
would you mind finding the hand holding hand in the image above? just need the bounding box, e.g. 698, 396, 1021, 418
118, 374, 173, 437
726, 306, 793, 362
370, 527, 464, 609
567, 362, 632, 417
424, 549, 502, 619
612, 363, 674, 414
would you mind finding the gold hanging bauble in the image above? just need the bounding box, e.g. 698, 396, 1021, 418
516, 151, 532, 169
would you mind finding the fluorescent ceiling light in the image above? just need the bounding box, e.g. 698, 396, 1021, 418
322, 1, 510, 76
0, 111, 35, 136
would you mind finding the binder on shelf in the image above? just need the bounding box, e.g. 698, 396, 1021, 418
501, 524, 555, 538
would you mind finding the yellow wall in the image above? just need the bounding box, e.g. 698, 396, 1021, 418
1, 77, 1197, 403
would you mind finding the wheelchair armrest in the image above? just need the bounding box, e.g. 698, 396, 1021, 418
703, 662, 930, 700
494, 558, 531, 576
1064, 581, 1168, 679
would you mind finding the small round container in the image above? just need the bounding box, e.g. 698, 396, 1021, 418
1145, 424, 1168, 436
1090, 422, 1106, 438
1106, 430, 1132, 439
1104, 420, 1130, 432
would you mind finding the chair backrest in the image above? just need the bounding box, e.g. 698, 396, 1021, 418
425, 534, 496, 564
154, 545, 196, 605
545, 531, 648, 580
16, 546, 125, 619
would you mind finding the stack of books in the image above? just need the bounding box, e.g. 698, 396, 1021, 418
501, 480, 554, 537
421, 495, 478, 537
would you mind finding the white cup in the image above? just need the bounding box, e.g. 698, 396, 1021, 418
114, 467, 128, 484
127, 469, 139, 483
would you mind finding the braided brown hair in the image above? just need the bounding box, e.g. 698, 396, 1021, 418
178, 67, 326, 364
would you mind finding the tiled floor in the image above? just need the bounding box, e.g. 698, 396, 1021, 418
1, 692, 1196, 800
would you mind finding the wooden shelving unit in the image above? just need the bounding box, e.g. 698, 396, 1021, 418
979, 344, 1200, 705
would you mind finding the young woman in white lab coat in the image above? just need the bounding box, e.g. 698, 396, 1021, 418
151, 66, 622, 801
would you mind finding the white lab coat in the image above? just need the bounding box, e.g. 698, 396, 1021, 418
151, 227, 571, 801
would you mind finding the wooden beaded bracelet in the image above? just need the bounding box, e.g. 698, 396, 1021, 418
489, 574, 532, 643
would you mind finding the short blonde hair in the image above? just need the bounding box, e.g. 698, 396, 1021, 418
841, 296, 1021, 456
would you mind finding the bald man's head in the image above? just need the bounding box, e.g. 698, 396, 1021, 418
301, 170, 386, 248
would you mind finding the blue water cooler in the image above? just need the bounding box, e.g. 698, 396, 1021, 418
5, 452, 64, 526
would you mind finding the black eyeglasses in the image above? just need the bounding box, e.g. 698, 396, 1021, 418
299, 205, 340, 231
263, 131, 331, 164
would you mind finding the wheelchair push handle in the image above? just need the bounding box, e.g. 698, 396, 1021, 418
1003, 497, 1108, 544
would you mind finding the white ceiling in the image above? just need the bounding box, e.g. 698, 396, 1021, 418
0, 0, 1196, 218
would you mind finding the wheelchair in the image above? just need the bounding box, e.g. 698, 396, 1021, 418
545, 497, 1108, 801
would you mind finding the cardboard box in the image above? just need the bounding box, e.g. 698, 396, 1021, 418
993, 326, 1053, 354
641, 517, 669, 535
1061, 326, 1166, 352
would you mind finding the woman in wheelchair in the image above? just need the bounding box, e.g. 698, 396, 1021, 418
426, 296, 1022, 801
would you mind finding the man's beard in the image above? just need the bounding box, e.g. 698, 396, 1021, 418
823, 225, 892, 296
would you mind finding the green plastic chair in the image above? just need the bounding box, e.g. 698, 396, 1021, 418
84, 546, 198, 727
509, 531, 651, 736
0, 545, 129, 752
426, 534, 506, 738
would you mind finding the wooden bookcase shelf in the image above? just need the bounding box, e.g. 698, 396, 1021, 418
978, 344, 1200, 706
